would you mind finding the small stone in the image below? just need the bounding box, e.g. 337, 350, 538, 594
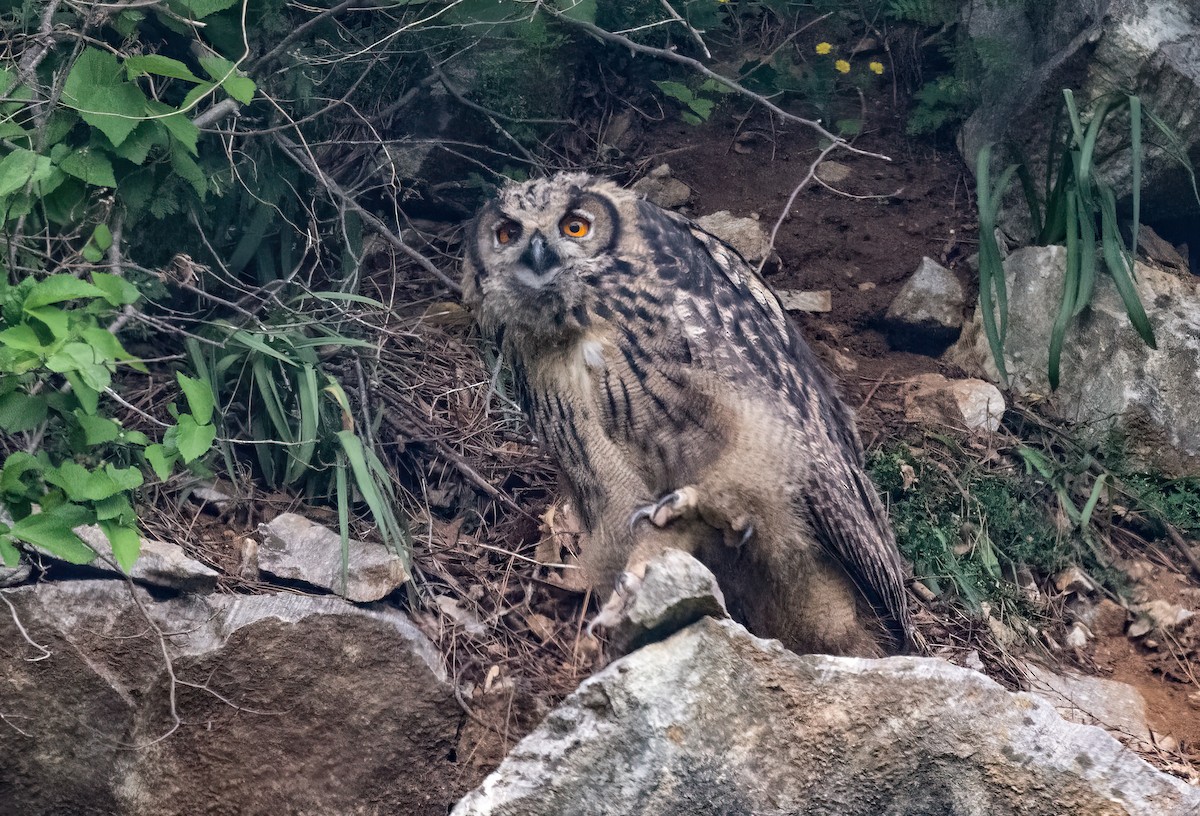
1153, 732, 1180, 753
858, 281, 877, 291
258, 513, 409, 603
777, 289, 832, 312
885, 257, 965, 353
902, 373, 1006, 432
1087, 599, 1130, 637
590, 548, 729, 656
1065, 622, 1090, 649
1133, 599, 1194, 632
76, 525, 219, 593
694, 211, 772, 264
1054, 566, 1098, 595
632, 166, 691, 209
815, 160, 852, 184
830, 349, 859, 374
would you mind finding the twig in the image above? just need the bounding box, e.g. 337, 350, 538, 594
542, 4, 890, 162
0, 591, 52, 661
274, 133, 461, 293
658, 0, 710, 60
1165, 524, 1200, 580
757, 139, 841, 274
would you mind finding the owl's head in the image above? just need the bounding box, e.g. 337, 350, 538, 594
462, 172, 634, 344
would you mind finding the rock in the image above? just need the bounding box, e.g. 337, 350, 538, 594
590, 548, 728, 656
902, 373, 1006, 433
258, 512, 409, 602
1025, 665, 1153, 745
815, 160, 852, 184
1132, 599, 1195, 632
452, 617, 1199, 815
1064, 622, 1091, 649
1054, 565, 1099, 595
631, 164, 691, 209
777, 289, 832, 312
1, 580, 463, 816
959, 0, 1200, 240
76, 525, 219, 593
885, 257, 965, 352
948, 246, 1200, 474
693, 210, 771, 265
1080, 598, 1130, 638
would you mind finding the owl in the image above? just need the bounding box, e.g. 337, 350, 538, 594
461, 172, 913, 657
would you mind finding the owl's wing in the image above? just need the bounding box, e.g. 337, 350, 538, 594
644, 205, 912, 648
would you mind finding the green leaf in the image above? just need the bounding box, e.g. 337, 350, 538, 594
10, 512, 96, 563
0, 324, 46, 353
169, 141, 207, 197
66, 371, 100, 415
107, 121, 161, 165
61, 48, 149, 147
47, 343, 112, 393
25, 306, 70, 340
177, 0, 240, 18
0, 147, 54, 196
99, 520, 141, 572
198, 54, 255, 105
74, 409, 121, 445
81, 327, 132, 363
24, 274, 105, 309
175, 415, 216, 463
0, 451, 42, 495
58, 147, 117, 188
125, 54, 204, 84
176, 372, 215, 425
146, 99, 200, 156
94, 493, 134, 522
0, 535, 19, 567
144, 444, 176, 481
91, 272, 140, 306
0, 392, 47, 433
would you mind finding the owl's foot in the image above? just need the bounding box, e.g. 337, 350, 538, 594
629, 486, 700, 531
587, 568, 644, 640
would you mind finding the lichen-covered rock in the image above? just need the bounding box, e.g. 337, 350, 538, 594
258, 512, 409, 602
948, 245, 1200, 473
453, 617, 1200, 816
693, 210, 771, 265
1, 580, 462, 816
631, 164, 691, 209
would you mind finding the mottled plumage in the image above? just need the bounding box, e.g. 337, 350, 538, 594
462, 172, 913, 656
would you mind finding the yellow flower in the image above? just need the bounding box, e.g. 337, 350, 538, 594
869, 60, 885, 75
834, 59, 851, 74
815, 42, 832, 55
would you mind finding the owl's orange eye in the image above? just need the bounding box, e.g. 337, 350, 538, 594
496, 221, 520, 245
561, 216, 591, 238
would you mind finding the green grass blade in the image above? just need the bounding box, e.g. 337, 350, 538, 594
335, 430, 410, 564
1072, 192, 1097, 316
284, 363, 319, 485
1098, 187, 1156, 348
1049, 189, 1081, 390
1062, 89, 1084, 149
251, 356, 296, 446
1078, 96, 1120, 190
1014, 156, 1043, 238
1038, 155, 1072, 245
1144, 107, 1200, 206
1129, 95, 1142, 265
1080, 473, 1108, 531
974, 145, 1013, 385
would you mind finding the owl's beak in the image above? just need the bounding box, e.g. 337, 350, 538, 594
520, 231, 560, 279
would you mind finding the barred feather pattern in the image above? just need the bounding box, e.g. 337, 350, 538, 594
462, 173, 913, 655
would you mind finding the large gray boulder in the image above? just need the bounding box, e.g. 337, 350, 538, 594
948, 245, 1200, 473
960, 0, 1200, 245
1, 581, 463, 816
452, 616, 1199, 815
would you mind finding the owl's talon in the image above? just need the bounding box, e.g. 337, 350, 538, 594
588, 570, 642, 638
630, 486, 700, 531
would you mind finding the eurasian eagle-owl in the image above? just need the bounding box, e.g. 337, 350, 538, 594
461, 172, 913, 656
